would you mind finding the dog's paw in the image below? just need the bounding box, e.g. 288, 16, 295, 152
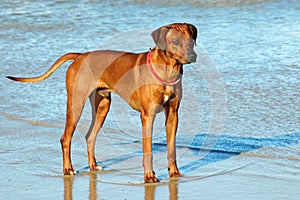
169, 170, 181, 178
89, 162, 103, 171
91, 165, 103, 171
64, 168, 77, 175
144, 171, 159, 183
168, 165, 181, 178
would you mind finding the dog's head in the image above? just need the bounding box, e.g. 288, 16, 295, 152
151, 23, 197, 64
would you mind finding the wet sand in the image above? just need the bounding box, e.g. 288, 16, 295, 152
1, 112, 299, 199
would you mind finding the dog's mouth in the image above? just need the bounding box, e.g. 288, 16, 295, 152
165, 49, 197, 64
180, 52, 197, 64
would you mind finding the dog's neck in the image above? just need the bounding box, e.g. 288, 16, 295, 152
148, 48, 183, 86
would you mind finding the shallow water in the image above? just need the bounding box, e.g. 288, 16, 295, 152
1, 0, 300, 199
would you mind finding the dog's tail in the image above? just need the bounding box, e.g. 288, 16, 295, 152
7, 53, 81, 83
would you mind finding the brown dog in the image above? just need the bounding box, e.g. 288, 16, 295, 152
7, 23, 197, 183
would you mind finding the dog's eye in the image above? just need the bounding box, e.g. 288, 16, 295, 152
173, 40, 180, 46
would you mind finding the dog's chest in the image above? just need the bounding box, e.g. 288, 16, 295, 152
161, 86, 176, 104
163, 95, 170, 104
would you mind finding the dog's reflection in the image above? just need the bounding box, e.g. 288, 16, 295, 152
64, 176, 75, 200
63, 173, 98, 200
88, 173, 98, 200
169, 181, 179, 200
144, 180, 179, 200
63, 173, 178, 200
63, 176, 74, 200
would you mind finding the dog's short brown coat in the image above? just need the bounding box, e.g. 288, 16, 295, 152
7, 23, 197, 183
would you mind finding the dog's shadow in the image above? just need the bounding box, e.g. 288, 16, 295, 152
78, 132, 300, 180
178, 132, 300, 174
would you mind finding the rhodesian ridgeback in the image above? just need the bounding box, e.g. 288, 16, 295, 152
7, 23, 197, 183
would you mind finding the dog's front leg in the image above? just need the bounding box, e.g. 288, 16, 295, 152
165, 100, 181, 178
141, 109, 159, 183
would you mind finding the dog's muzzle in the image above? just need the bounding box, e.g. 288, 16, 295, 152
187, 51, 197, 63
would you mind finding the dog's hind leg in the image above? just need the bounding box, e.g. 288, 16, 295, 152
86, 90, 111, 171
60, 66, 96, 175
60, 94, 87, 175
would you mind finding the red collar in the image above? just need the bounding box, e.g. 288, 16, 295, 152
147, 51, 181, 86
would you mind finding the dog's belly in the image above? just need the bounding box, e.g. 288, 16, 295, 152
97, 88, 112, 97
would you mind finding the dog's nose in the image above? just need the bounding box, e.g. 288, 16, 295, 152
188, 51, 197, 63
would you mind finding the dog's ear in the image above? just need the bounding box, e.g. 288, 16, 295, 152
187, 24, 197, 44
151, 26, 169, 50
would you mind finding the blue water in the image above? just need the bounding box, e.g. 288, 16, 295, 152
0, 0, 299, 199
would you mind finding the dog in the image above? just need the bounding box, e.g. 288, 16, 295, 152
7, 23, 197, 183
